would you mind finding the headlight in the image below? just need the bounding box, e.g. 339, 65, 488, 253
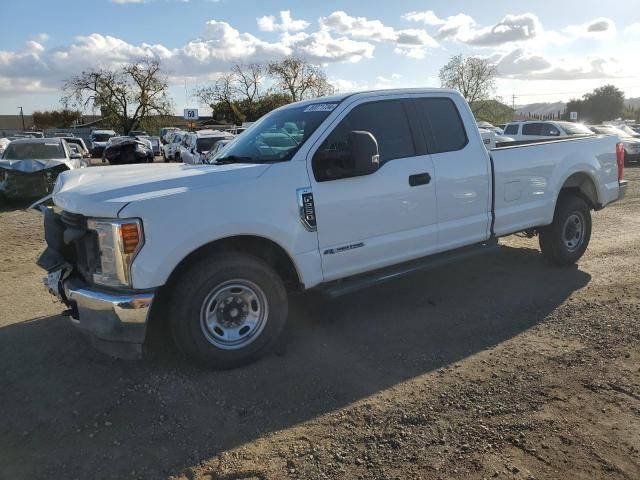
87, 218, 144, 288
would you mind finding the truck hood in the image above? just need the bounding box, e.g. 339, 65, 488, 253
52, 162, 271, 217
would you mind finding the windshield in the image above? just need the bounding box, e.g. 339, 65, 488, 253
2, 142, 66, 160
207, 103, 337, 164
92, 133, 114, 142
559, 122, 593, 135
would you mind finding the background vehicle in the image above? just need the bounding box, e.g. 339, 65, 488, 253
23, 131, 44, 138
90, 129, 117, 157
148, 136, 162, 156
60, 136, 90, 158
39, 89, 626, 368
590, 124, 640, 164
479, 128, 514, 150
0, 138, 10, 156
129, 130, 148, 137
1, 138, 84, 200
162, 131, 185, 162
102, 137, 153, 165
178, 130, 235, 164
503, 121, 593, 141
160, 127, 179, 144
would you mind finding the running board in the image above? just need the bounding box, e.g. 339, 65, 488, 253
317, 239, 500, 299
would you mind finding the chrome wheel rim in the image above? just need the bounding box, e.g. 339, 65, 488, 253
563, 212, 585, 252
199, 280, 269, 350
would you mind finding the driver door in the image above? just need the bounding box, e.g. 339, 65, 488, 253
308, 97, 438, 281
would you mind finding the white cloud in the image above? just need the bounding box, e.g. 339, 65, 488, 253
564, 18, 616, 37
257, 10, 309, 33
492, 48, 621, 80
0, 17, 379, 94
624, 23, 640, 35
291, 30, 374, 63
402, 11, 443, 26
319, 10, 437, 59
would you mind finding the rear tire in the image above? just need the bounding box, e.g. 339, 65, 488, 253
539, 194, 591, 266
169, 253, 288, 369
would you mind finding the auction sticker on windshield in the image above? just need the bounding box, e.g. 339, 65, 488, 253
304, 103, 338, 113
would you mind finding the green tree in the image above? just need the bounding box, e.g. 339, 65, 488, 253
439, 54, 497, 118
32, 109, 82, 129
582, 85, 624, 123
62, 58, 173, 134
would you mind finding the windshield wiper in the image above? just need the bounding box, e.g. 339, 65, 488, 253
212, 155, 254, 165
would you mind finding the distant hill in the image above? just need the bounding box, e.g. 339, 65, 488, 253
515, 98, 640, 119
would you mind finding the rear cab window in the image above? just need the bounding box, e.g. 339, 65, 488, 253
413, 97, 468, 154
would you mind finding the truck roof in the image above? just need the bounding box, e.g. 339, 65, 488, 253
286, 88, 463, 109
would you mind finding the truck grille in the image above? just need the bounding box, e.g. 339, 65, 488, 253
58, 210, 98, 283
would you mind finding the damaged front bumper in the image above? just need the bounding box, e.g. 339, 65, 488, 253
38, 206, 154, 359
44, 269, 155, 359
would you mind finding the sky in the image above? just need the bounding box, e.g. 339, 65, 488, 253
1, 0, 640, 115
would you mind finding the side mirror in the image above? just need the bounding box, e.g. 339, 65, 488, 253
70, 152, 82, 160
350, 131, 380, 175
549, 130, 560, 137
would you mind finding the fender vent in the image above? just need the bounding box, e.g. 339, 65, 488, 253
297, 188, 317, 231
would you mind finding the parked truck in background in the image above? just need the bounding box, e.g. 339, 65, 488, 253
37, 89, 627, 368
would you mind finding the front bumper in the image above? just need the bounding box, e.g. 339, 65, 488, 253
47, 274, 155, 359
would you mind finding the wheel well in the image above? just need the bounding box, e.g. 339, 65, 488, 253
560, 172, 598, 209
165, 235, 302, 292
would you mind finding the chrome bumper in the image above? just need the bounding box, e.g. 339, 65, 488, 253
49, 275, 155, 359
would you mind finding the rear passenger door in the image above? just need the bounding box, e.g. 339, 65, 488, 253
309, 97, 438, 281
413, 96, 492, 250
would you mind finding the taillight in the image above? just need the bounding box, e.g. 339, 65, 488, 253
616, 142, 624, 181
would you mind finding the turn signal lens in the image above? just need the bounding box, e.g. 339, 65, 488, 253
120, 222, 141, 254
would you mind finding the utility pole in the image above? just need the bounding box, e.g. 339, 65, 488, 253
18, 106, 25, 131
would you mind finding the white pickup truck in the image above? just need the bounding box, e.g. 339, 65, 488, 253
37, 89, 627, 368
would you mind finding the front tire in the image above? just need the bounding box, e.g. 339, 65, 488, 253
539, 194, 591, 266
169, 253, 288, 369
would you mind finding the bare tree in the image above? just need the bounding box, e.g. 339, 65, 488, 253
232, 63, 266, 105
267, 57, 335, 102
62, 58, 172, 134
439, 54, 496, 106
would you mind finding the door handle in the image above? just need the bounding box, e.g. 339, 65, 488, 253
409, 172, 431, 187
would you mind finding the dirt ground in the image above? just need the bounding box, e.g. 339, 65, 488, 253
0, 167, 638, 480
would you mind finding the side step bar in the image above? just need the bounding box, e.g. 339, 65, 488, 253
317, 239, 500, 298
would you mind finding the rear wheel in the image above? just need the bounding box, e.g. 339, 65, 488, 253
174, 153, 181, 163
169, 253, 288, 369
539, 194, 591, 266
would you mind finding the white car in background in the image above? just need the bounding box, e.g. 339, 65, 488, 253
178, 130, 235, 164
479, 129, 514, 150
89, 129, 117, 157
163, 131, 186, 162
503, 121, 593, 141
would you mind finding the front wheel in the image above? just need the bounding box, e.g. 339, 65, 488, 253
539, 194, 592, 266
169, 253, 288, 369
